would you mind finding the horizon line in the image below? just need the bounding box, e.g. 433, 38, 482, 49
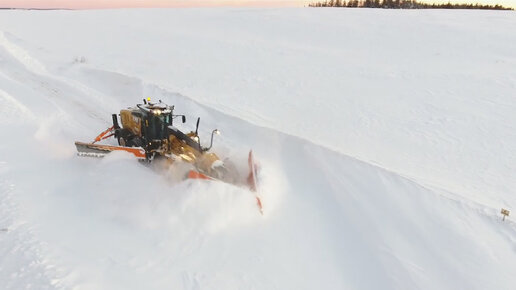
0, 0, 513, 10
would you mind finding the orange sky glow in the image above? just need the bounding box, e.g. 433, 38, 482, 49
0, 0, 513, 9
0, 0, 307, 8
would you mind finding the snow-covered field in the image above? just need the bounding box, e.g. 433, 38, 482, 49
0, 7, 515, 290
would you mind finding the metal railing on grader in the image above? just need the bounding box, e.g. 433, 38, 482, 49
75, 98, 263, 214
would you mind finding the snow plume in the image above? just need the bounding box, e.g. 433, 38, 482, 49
89, 152, 261, 232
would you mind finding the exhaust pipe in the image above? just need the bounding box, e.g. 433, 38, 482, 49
112, 114, 120, 129
204, 129, 220, 151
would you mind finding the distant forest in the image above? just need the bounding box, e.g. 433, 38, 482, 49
308, 0, 514, 10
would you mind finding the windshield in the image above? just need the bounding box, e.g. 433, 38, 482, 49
147, 113, 171, 140
162, 114, 171, 125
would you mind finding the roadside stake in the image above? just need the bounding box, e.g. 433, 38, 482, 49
501, 208, 510, 221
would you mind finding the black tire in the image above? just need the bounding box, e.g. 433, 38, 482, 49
131, 137, 144, 147
117, 129, 133, 147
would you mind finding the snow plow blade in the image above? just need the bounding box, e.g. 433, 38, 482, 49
187, 170, 214, 180
75, 141, 146, 158
185, 150, 263, 215
247, 150, 263, 214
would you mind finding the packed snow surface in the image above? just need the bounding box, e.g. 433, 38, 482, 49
1, 7, 516, 290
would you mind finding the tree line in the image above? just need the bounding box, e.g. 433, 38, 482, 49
308, 0, 514, 10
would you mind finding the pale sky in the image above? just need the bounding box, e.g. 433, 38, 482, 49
0, 0, 514, 9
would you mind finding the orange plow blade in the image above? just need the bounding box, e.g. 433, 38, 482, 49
186, 151, 264, 215
247, 150, 263, 215
186, 170, 214, 180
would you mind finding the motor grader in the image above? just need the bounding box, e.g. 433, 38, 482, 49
75, 98, 262, 213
